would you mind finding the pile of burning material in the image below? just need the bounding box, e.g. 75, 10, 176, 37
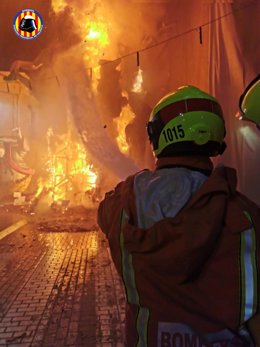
33, 128, 100, 212
35, 206, 99, 232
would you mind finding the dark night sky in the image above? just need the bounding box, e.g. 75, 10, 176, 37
0, 0, 52, 70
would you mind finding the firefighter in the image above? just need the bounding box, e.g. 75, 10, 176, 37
237, 75, 260, 131
237, 75, 260, 344
98, 85, 260, 347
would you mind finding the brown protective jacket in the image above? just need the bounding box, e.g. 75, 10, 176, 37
98, 156, 260, 347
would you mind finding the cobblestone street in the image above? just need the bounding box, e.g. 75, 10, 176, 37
0, 213, 125, 347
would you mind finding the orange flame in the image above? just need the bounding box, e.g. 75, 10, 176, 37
114, 95, 136, 154
85, 21, 109, 47
38, 130, 98, 203
50, 0, 138, 173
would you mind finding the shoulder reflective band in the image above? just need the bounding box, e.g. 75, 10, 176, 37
240, 211, 258, 323
119, 209, 150, 346
119, 209, 139, 305
157, 98, 224, 124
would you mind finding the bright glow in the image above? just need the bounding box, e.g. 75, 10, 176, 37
51, 0, 67, 13
235, 111, 243, 120
132, 67, 144, 93
51, 2, 111, 96
89, 232, 99, 257
83, 19, 110, 92
83, 20, 110, 66
37, 130, 98, 203
0, 146, 5, 158
114, 99, 136, 154
51, 2, 136, 167
86, 23, 109, 46
239, 125, 259, 151
90, 66, 101, 94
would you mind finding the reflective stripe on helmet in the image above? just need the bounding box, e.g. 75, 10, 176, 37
148, 86, 226, 157
157, 98, 224, 124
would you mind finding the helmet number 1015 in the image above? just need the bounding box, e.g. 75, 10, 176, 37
162, 125, 185, 143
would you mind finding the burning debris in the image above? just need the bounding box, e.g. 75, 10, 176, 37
1, 0, 170, 211
0, 70, 100, 211
36, 206, 99, 233
35, 126, 99, 207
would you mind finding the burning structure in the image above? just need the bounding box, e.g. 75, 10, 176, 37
0, 0, 259, 209
0, 70, 100, 209
0, 0, 146, 211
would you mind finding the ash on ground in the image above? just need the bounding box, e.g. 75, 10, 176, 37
35, 206, 99, 232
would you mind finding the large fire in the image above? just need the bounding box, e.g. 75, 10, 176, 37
36, 128, 98, 205
47, 0, 139, 197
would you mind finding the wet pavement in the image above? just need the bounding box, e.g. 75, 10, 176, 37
0, 213, 126, 347
0, 213, 22, 231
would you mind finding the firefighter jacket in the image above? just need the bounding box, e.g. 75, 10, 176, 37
98, 156, 260, 347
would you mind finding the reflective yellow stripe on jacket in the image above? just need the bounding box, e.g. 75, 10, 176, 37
240, 211, 258, 323
119, 209, 149, 347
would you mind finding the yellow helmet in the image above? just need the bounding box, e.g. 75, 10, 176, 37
238, 75, 260, 130
147, 86, 226, 157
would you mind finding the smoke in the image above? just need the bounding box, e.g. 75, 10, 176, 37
52, 46, 141, 179
0, 0, 178, 185
26, 0, 172, 180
